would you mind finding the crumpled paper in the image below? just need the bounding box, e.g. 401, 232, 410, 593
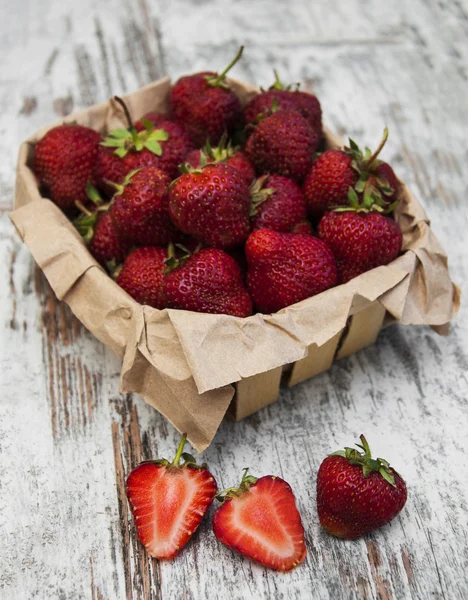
10, 77, 460, 450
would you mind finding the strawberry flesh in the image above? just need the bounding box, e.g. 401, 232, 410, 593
126, 435, 217, 560
213, 476, 306, 572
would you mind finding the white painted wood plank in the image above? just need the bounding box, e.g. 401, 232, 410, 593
1, 0, 467, 598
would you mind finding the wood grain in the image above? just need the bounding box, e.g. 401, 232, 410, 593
1, 0, 467, 598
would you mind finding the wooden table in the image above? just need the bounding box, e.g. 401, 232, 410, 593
1, 1, 467, 598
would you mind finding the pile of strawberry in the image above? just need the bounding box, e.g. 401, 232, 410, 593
34, 47, 403, 317
125, 433, 407, 571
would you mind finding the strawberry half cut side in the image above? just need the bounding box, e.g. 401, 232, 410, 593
212, 469, 307, 572
126, 433, 217, 560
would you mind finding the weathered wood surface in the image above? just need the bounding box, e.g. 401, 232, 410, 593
1, 0, 467, 598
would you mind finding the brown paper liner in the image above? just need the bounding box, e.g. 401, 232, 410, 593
9, 77, 460, 450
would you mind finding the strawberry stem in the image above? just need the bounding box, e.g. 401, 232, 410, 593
171, 433, 188, 467
365, 127, 389, 168
207, 46, 244, 87
271, 69, 284, 90
114, 96, 134, 130
75, 200, 92, 216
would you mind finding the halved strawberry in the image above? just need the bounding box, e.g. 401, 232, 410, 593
126, 433, 217, 560
212, 469, 307, 571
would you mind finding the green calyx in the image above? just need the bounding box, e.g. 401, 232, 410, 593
104, 169, 141, 197
203, 133, 238, 162
331, 435, 397, 487
205, 46, 244, 89
267, 69, 300, 92
249, 175, 275, 216
101, 96, 169, 158
143, 433, 208, 471
73, 183, 110, 242
338, 127, 397, 214
163, 242, 194, 274
215, 468, 258, 502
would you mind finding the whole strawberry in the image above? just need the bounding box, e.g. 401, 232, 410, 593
246, 229, 337, 313
95, 98, 193, 192
168, 163, 250, 249
185, 135, 255, 188
212, 469, 307, 571
317, 435, 407, 539
126, 433, 217, 559
318, 191, 402, 284
250, 175, 307, 233
164, 247, 252, 317
169, 47, 244, 146
110, 167, 176, 247
244, 70, 322, 133
34, 124, 100, 210
117, 246, 168, 309
246, 110, 319, 183
73, 185, 131, 268
303, 128, 400, 219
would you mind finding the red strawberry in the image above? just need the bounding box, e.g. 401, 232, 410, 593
126, 433, 217, 559
303, 128, 399, 219
246, 110, 319, 183
34, 124, 100, 210
168, 163, 250, 249
95, 99, 193, 193
303, 150, 358, 219
244, 70, 322, 133
185, 136, 255, 188
110, 167, 176, 247
164, 247, 252, 317
318, 196, 402, 284
116, 246, 167, 308
134, 111, 170, 131
317, 435, 407, 539
73, 184, 130, 267
250, 175, 307, 233
246, 229, 337, 313
169, 47, 244, 146
291, 220, 314, 235
212, 469, 307, 572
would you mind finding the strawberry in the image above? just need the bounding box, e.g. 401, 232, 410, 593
168, 163, 250, 249
250, 175, 307, 233
303, 128, 400, 219
244, 70, 322, 133
185, 135, 255, 188
246, 110, 319, 183
212, 469, 307, 571
303, 150, 358, 220
164, 247, 252, 317
169, 47, 244, 146
116, 246, 167, 308
73, 184, 130, 268
126, 433, 217, 559
317, 435, 407, 539
246, 229, 337, 313
110, 167, 176, 247
95, 98, 193, 192
318, 191, 402, 284
34, 124, 100, 210
291, 220, 314, 235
